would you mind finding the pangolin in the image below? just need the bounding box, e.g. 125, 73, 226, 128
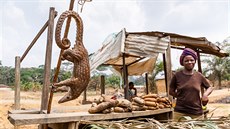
54, 10, 90, 103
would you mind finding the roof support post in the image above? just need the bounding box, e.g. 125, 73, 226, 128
100, 75, 105, 95
122, 53, 129, 100
163, 42, 172, 98
145, 73, 149, 94
197, 50, 204, 96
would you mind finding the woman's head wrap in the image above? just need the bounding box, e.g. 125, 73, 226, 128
180, 48, 197, 66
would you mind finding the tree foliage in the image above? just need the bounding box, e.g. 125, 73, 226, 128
148, 60, 164, 93
0, 62, 72, 91
0, 66, 14, 85
202, 38, 230, 89
105, 74, 120, 88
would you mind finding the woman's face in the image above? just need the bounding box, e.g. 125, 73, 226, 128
183, 55, 196, 70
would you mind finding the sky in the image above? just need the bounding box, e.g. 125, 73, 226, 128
0, 0, 229, 69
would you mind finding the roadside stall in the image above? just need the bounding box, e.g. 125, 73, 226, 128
90, 28, 229, 100
90, 28, 172, 99
8, 28, 228, 128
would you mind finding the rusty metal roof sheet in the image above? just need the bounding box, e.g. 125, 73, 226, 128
128, 31, 229, 57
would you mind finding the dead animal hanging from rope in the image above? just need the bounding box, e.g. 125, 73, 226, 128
54, 10, 90, 103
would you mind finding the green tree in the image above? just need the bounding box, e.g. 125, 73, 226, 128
148, 60, 164, 93
0, 66, 14, 85
51, 62, 72, 83
105, 74, 120, 88
202, 39, 230, 89
21, 67, 43, 84
203, 57, 227, 89
133, 76, 145, 85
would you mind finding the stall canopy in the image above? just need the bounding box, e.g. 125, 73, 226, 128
129, 31, 229, 57
90, 29, 170, 75
90, 28, 229, 75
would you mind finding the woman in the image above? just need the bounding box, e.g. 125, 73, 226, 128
169, 48, 213, 121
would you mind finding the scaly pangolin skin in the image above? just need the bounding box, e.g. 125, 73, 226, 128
54, 10, 90, 103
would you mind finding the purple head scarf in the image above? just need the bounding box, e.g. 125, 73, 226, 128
180, 48, 197, 66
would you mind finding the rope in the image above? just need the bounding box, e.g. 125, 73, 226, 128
78, 0, 92, 12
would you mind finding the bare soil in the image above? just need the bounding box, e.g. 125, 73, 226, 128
1, 87, 230, 129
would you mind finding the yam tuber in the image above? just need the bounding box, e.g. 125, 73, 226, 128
142, 94, 158, 99
144, 101, 157, 107
133, 97, 145, 105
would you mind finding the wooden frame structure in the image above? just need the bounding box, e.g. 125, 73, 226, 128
13, 7, 57, 129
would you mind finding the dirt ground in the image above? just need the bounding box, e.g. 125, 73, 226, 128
0, 87, 230, 129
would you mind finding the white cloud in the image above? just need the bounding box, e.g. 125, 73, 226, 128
0, 1, 2, 61
0, 35, 2, 61
2, 1, 30, 66
80, 0, 146, 54
139, 0, 229, 42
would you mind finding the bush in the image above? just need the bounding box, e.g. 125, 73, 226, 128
21, 82, 42, 91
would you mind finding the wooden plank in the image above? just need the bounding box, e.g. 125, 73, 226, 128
8, 110, 46, 114
8, 108, 173, 126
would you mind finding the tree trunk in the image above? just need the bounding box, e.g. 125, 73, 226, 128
218, 73, 221, 89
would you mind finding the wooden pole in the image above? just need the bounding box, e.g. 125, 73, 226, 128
100, 75, 105, 95
145, 73, 149, 94
14, 56, 20, 110
197, 51, 202, 73
123, 53, 129, 100
83, 89, 87, 102
163, 53, 167, 91
40, 7, 55, 112
197, 51, 204, 96
165, 42, 172, 97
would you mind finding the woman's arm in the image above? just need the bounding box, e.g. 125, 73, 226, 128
169, 88, 177, 97
169, 75, 177, 97
201, 87, 213, 106
203, 86, 213, 97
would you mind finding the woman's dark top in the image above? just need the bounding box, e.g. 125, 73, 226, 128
170, 71, 211, 115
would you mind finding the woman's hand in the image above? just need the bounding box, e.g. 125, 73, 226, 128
201, 95, 209, 106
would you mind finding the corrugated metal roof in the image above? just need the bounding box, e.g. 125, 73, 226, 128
125, 34, 169, 58
128, 31, 229, 57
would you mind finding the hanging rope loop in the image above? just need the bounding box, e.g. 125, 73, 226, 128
78, 0, 92, 12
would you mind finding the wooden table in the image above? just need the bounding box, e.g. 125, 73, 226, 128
8, 108, 173, 129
